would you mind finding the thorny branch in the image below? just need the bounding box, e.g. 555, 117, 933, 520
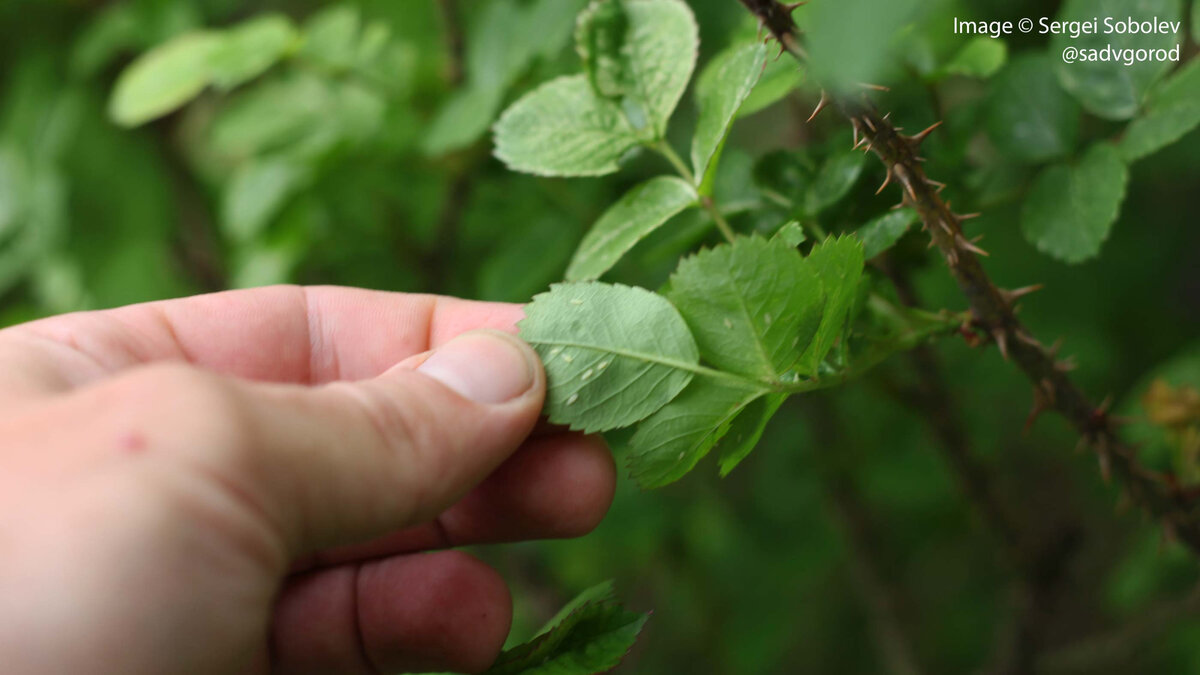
737, 0, 1200, 554
878, 258, 1081, 674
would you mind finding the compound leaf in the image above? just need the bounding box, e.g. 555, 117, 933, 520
485, 581, 647, 675
797, 235, 865, 374
691, 42, 767, 188
1121, 58, 1200, 162
566, 176, 697, 281
1021, 142, 1129, 263
494, 75, 640, 176
629, 375, 767, 488
519, 282, 700, 432
859, 209, 918, 259
666, 236, 823, 380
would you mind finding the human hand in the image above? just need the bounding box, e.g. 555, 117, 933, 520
0, 286, 616, 674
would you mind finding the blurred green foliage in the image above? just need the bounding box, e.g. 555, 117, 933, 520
1, 0, 1198, 672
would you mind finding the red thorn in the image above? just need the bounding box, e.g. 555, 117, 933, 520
1000, 284, 1044, 305
1098, 451, 1112, 483
876, 168, 892, 195
994, 328, 1010, 360
1015, 331, 1042, 348
781, 1, 808, 11
1025, 378, 1057, 434
858, 82, 890, 91
862, 116, 877, 133
907, 120, 943, 147
955, 212, 982, 222
807, 92, 829, 123
956, 234, 990, 257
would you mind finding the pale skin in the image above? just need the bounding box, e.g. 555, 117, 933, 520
0, 285, 617, 674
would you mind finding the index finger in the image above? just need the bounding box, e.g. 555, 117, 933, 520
0, 286, 525, 399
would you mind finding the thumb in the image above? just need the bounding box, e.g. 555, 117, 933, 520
158, 329, 546, 557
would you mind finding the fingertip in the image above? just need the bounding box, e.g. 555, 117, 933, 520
415, 330, 541, 406
527, 433, 615, 538
445, 433, 616, 541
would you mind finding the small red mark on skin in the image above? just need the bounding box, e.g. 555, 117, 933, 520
117, 432, 148, 456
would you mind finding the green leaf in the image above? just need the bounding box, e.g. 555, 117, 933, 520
485, 581, 647, 675
629, 376, 767, 488
221, 159, 310, 242
519, 282, 700, 433
209, 73, 331, 159
299, 5, 360, 71
717, 392, 787, 476
1120, 59, 1200, 162
691, 43, 767, 188
859, 209, 918, 259
771, 220, 806, 248
574, 0, 699, 138
209, 14, 297, 90
1021, 143, 1129, 264
938, 37, 1006, 79
1051, 0, 1181, 120
423, 87, 505, 156
109, 32, 222, 126
623, 0, 697, 137
1195, 0, 1200, 42
666, 236, 824, 380
566, 176, 697, 281
797, 235, 865, 374
576, 0, 632, 98
986, 54, 1079, 163
806, 151, 864, 215
737, 57, 803, 118
494, 75, 641, 177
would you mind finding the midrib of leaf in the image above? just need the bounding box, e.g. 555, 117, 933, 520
529, 337, 756, 388
716, 263, 779, 380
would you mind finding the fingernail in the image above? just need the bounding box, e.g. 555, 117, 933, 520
416, 330, 537, 404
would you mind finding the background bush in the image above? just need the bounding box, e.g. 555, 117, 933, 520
1, 0, 1197, 672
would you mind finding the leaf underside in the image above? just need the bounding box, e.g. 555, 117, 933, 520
520, 282, 700, 433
